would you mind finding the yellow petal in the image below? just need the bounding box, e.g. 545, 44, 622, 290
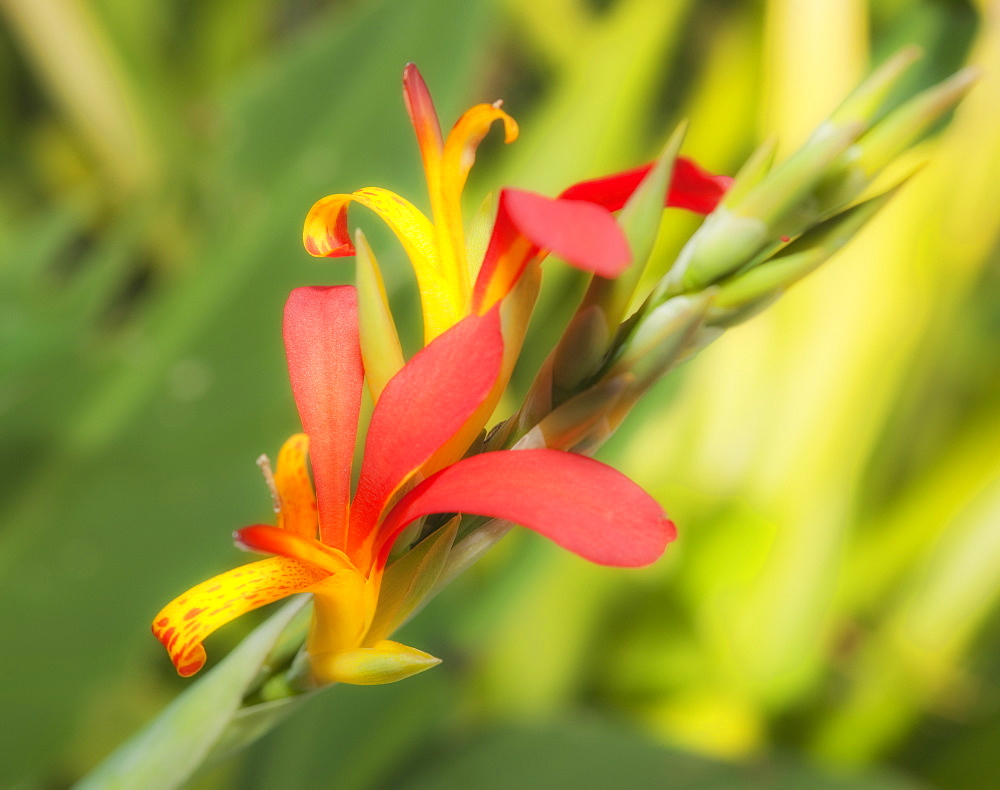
306, 566, 375, 660
311, 639, 441, 686
426, 104, 520, 333
275, 433, 318, 538
419, 262, 541, 477
152, 557, 328, 677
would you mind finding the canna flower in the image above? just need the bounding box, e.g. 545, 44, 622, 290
302, 64, 730, 345
153, 286, 675, 685
302, 64, 729, 473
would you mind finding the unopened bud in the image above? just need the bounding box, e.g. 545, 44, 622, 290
312, 640, 441, 686
609, 292, 713, 391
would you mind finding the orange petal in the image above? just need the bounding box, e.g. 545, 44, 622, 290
473, 188, 630, 313
347, 308, 503, 562
236, 524, 356, 574
275, 433, 318, 539
151, 557, 327, 677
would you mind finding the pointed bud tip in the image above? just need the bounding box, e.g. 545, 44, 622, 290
312, 640, 442, 686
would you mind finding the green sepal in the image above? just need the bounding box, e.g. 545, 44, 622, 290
355, 228, 405, 401
710, 187, 898, 322
608, 291, 714, 393
551, 304, 612, 395
580, 123, 688, 328
77, 597, 309, 790
720, 136, 778, 210
311, 640, 441, 686
523, 374, 633, 452
852, 67, 977, 181
827, 45, 922, 129
365, 516, 460, 644
466, 190, 498, 280
657, 122, 862, 296
817, 68, 977, 212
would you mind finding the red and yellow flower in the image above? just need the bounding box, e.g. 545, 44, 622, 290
153, 286, 675, 685
304, 66, 728, 340
302, 64, 729, 472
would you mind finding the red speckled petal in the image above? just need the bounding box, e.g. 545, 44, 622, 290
283, 287, 363, 548
151, 557, 327, 677
275, 433, 318, 539
473, 189, 630, 312
558, 156, 732, 215
376, 449, 676, 569
348, 308, 503, 558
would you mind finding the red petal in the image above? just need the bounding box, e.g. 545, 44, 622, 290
348, 308, 504, 556
559, 156, 732, 215
473, 189, 630, 312
283, 287, 364, 549
376, 449, 676, 568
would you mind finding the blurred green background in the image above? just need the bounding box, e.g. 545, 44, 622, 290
1, 0, 998, 787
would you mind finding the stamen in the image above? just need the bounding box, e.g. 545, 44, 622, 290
256, 454, 281, 513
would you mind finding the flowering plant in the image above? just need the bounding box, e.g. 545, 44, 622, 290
82, 53, 972, 788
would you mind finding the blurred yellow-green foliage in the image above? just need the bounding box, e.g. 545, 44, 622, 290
2, 0, 998, 787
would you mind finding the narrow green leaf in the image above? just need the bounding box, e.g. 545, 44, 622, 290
77, 597, 308, 790
393, 721, 920, 790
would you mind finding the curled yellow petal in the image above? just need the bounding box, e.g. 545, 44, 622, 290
302, 187, 464, 342
275, 433, 317, 538
311, 639, 441, 686
303, 187, 438, 268
441, 102, 518, 199
152, 557, 327, 677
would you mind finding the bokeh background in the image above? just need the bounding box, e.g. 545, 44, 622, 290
2, 0, 999, 787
